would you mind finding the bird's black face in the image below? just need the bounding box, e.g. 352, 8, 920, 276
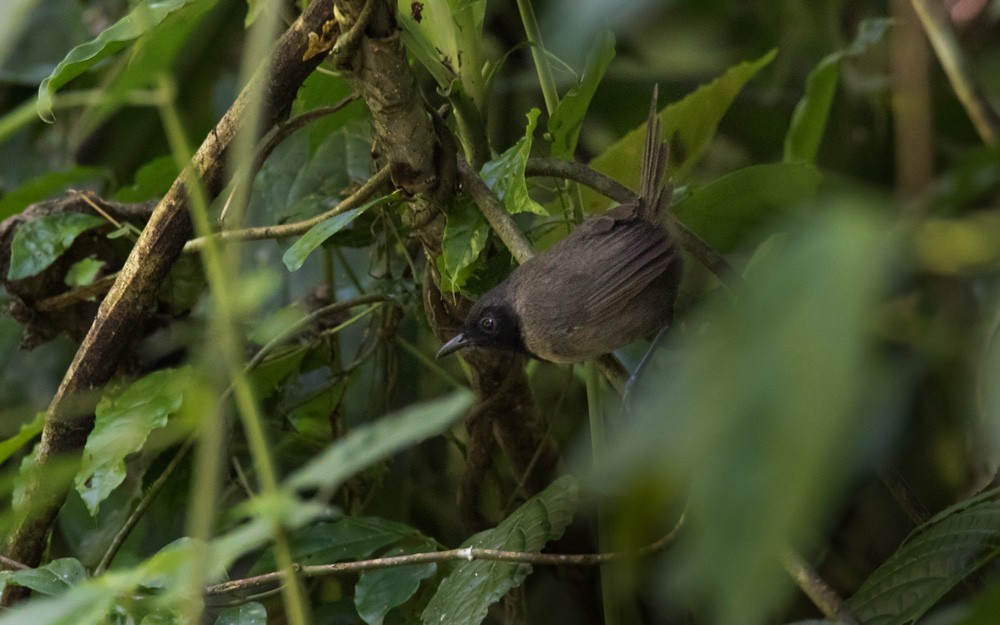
436, 304, 527, 358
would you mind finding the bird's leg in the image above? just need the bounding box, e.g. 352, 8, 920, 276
621, 324, 671, 412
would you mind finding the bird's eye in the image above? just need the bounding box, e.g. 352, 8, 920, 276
479, 315, 498, 335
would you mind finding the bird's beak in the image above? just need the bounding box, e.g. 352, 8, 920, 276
436, 332, 472, 359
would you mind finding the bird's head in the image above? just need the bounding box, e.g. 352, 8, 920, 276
436, 300, 528, 358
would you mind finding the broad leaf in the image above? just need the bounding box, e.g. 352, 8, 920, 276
252, 516, 427, 574
848, 490, 1000, 625
36, 0, 205, 122
548, 31, 615, 159
282, 195, 392, 272
421, 475, 579, 625
441, 195, 490, 293
287, 390, 472, 492
481, 108, 547, 215
0, 558, 86, 596
784, 19, 891, 164
64, 256, 105, 287
673, 162, 822, 252
356, 546, 437, 625
214, 602, 267, 625
604, 207, 902, 625
584, 49, 777, 213
75, 367, 191, 515
7, 212, 105, 280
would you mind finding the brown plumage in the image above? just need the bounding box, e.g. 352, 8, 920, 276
437, 88, 683, 364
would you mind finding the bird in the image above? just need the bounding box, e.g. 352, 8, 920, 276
437, 87, 683, 364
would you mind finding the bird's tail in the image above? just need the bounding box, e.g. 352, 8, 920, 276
639, 85, 669, 223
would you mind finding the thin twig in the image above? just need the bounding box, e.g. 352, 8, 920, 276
910, 0, 1000, 146
205, 516, 685, 596
0, 556, 29, 571
781, 549, 859, 625
219, 95, 360, 224
95, 438, 195, 575
34, 169, 393, 313
186, 165, 393, 250
526, 157, 740, 286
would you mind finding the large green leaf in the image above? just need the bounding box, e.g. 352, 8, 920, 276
480, 108, 547, 216
848, 490, 1000, 625
672, 162, 822, 252
214, 602, 267, 625
421, 475, 579, 625
36, 0, 206, 122
79, 0, 219, 136
252, 516, 427, 574
0, 558, 86, 596
7, 212, 105, 280
784, 19, 891, 164
356, 545, 437, 625
584, 49, 776, 213
548, 31, 615, 159
75, 367, 191, 515
0, 584, 117, 625
281, 195, 393, 272
603, 206, 901, 625
395, 0, 486, 95
440, 195, 490, 293
287, 391, 472, 492
209, 393, 471, 573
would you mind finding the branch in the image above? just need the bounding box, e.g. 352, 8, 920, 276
781, 549, 859, 625
1, 0, 339, 602
456, 155, 536, 264
185, 165, 392, 250
525, 158, 740, 286
206, 518, 684, 596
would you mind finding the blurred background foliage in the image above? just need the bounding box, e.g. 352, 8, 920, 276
2, 0, 1000, 624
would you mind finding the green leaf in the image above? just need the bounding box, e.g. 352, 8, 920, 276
356, 546, 437, 625
548, 31, 615, 159
848, 490, 1000, 625
0, 167, 109, 220
605, 207, 901, 625
441, 195, 490, 293
112, 155, 178, 202
64, 256, 105, 287
784, 19, 891, 164
395, 0, 485, 93
672, 162, 822, 252
287, 390, 473, 492
36, 0, 205, 122
282, 196, 391, 272
7, 212, 105, 280
75, 367, 192, 515
0, 584, 117, 625
253, 516, 427, 574
480, 108, 547, 215
0, 412, 44, 465
584, 49, 777, 213
214, 602, 267, 625
0, 558, 87, 596
421, 475, 580, 625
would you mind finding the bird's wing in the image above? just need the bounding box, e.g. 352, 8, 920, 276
579, 219, 678, 324
516, 219, 676, 326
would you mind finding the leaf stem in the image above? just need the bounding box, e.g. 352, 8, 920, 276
516, 0, 560, 114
